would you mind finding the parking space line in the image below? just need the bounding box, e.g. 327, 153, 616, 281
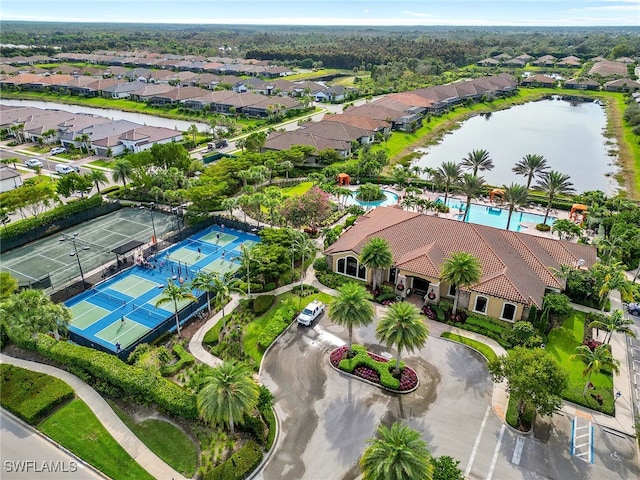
486, 424, 506, 480
464, 405, 490, 477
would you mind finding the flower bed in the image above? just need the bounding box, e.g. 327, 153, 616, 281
329, 345, 419, 393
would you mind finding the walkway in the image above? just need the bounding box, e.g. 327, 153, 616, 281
0, 354, 187, 480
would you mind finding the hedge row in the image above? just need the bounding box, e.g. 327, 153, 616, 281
10, 332, 198, 419
338, 344, 401, 390
0, 363, 75, 424
0, 194, 103, 240
257, 304, 297, 351
261, 406, 276, 451
252, 295, 275, 315
204, 441, 263, 480
316, 272, 366, 290
161, 344, 195, 377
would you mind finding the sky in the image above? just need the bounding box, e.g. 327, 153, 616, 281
1, 0, 639, 26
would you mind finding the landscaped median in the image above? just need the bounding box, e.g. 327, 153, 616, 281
329, 344, 419, 393
440, 332, 499, 363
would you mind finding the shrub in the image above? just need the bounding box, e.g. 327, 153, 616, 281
161, 344, 195, 376
203, 322, 223, 345
253, 295, 275, 315
316, 272, 365, 290
262, 282, 276, 292
257, 304, 297, 350
536, 223, 551, 232
344, 215, 358, 228
204, 441, 263, 480
100, 185, 121, 195
0, 364, 74, 424
312, 257, 329, 273
261, 406, 276, 450
375, 292, 398, 303
291, 284, 318, 296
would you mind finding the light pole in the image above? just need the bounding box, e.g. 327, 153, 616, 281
61, 232, 90, 290
149, 202, 157, 248
614, 391, 622, 405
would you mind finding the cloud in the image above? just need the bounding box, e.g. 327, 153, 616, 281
401, 10, 436, 19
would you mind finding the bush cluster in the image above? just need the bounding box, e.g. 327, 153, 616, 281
0, 194, 103, 240
257, 304, 297, 350
26, 334, 198, 419
291, 284, 319, 297
161, 344, 195, 376
312, 257, 329, 273
316, 271, 365, 290
204, 441, 263, 480
0, 364, 75, 424
252, 295, 275, 315
337, 345, 402, 390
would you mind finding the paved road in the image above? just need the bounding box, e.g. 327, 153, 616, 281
0, 410, 104, 480
256, 312, 640, 480
626, 308, 640, 420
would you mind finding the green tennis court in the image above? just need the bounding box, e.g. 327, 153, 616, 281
95, 318, 151, 346
201, 258, 239, 276
167, 247, 202, 266
110, 275, 158, 297
70, 301, 111, 330
200, 231, 237, 248
232, 239, 258, 252
148, 292, 194, 313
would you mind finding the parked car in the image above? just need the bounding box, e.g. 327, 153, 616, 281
50, 147, 66, 155
25, 158, 43, 168
55, 164, 76, 175
297, 300, 325, 326
628, 303, 640, 316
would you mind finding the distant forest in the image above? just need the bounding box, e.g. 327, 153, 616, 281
1, 22, 639, 70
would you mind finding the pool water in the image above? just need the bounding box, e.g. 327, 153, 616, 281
436, 197, 555, 232
346, 189, 399, 208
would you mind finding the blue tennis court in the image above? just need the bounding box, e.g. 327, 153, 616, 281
65, 224, 260, 356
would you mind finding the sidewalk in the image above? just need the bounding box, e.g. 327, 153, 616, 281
0, 354, 187, 480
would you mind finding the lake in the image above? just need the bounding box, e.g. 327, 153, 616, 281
413, 98, 617, 195
0, 99, 210, 132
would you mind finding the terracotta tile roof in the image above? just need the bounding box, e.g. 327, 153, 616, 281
325, 207, 597, 307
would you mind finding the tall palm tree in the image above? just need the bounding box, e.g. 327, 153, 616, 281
440, 252, 482, 314
457, 174, 485, 222
513, 154, 549, 190
589, 310, 636, 344
280, 160, 294, 179
87, 169, 108, 194
375, 302, 429, 375
501, 183, 530, 230
155, 280, 196, 337
534, 170, 575, 225
572, 344, 620, 395
220, 197, 238, 218
292, 233, 317, 295
187, 124, 198, 143
111, 159, 133, 187
360, 422, 433, 480
461, 149, 494, 176
197, 361, 259, 434
237, 243, 261, 299
329, 282, 374, 351
190, 271, 218, 315
434, 161, 462, 204
3, 289, 71, 341
359, 237, 393, 291
211, 271, 245, 322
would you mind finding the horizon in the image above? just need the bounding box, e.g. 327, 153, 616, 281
1, 1, 639, 27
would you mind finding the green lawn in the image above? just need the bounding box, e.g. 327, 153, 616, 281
546, 311, 615, 415
243, 290, 334, 364
279, 181, 313, 197
88, 159, 113, 168
440, 332, 498, 363
38, 399, 155, 480
108, 400, 198, 477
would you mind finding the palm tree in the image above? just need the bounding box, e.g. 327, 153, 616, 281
534, 170, 575, 225
111, 159, 133, 187
197, 361, 259, 435
237, 243, 261, 299
211, 271, 245, 322
434, 161, 462, 204
440, 252, 482, 314
512, 154, 549, 190
154, 280, 196, 337
329, 282, 374, 350
220, 197, 238, 218
461, 149, 493, 176
376, 302, 429, 375
457, 174, 485, 222
87, 169, 108, 194
292, 233, 317, 294
187, 124, 198, 144
3, 289, 71, 341
501, 183, 530, 230
190, 271, 218, 314
572, 344, 620, 395
589, 310, 636, 344
280, 160, 294, 180
360, 422, 433, 480
359, 237, 393, 291
593, 261, 631, 312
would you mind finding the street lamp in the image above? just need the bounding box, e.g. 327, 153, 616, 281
61, 232, 90, 290
614, 391, 622, 404
149, 202, 157, 248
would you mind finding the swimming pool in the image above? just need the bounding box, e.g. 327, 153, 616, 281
346, 189, 399, 208
436, 197, 555, 232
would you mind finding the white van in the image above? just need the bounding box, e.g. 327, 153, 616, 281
55, 164, 76, 175
297, 301, 325, 326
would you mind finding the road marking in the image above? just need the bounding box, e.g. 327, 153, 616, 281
464, 406, 490, 477
486, 424, 506, 480
511, 434, 525, 465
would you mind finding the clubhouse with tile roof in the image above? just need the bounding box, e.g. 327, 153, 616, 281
324, 207, 597, 322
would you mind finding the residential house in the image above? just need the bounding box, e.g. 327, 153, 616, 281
0, 167, 23, 193
299, 120, 375, 145
564, 78, 600, 91
324, 207, 597, 322
604, 78, 640, 92
116, 126, 183, 154
322, 114, 391, 135
589, 60, 629, 78
61, 119, 139, 154
129, 83, 175, 102
532, 55, 557, 67
147, 86, 208, 106
101, 81, 146, 99
520, 74, 557, 88
557, 56, 582, 68
262, 130, 352, 159
477, 58, 500, 67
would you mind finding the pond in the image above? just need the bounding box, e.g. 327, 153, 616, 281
413, 98, 617, 195
0, 99, 210, 132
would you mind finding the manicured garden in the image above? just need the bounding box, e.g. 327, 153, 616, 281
440, 332, 498, 363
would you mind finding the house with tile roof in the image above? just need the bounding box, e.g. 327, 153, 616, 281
520, 74, 557, 88
324, 207, 597, 322
604, 78, 640, 92
262, 130, 352, 158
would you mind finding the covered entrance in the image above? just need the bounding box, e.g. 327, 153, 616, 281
411, 277, 430, 298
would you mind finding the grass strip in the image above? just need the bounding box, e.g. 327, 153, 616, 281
107, 400, 198, 477
38, 398, 155, 480
440, 332, 499, 363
